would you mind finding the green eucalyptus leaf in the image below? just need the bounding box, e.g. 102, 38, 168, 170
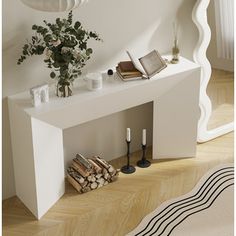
42, 29, 48, 35
67, 11, 73, 25
36, 45, 45, 54
56, 18, 61, 25
32, 25, 37, 30
52, 62, 60, 68
74, 21, 81, 29
50, 71, 56, 78
86, 48, 93, 55
44, 34, 52, 42
79, 42, 87, 50
23, 44, 29, 50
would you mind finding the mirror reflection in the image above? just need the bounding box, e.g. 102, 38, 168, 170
207, 0, 234, 130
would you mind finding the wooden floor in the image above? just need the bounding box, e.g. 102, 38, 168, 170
207, 69, 234, 129
3, 69, 234, 236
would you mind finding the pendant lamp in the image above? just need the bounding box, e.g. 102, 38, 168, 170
20, 0, 88, 12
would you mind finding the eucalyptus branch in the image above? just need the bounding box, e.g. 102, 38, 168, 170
17, 10, 102, 82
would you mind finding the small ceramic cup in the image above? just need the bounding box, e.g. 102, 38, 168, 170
85, 72, 103, 91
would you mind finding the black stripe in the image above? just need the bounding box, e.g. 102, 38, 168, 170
136, 167, 233, 236
135, 167, 233, 236
151, 177, 234, 236
148, 174, 234, 236
167, 183, 234, 236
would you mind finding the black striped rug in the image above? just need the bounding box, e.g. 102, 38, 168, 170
127, 163, 234, 236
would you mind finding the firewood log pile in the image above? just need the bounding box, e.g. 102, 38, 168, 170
67, 154, 119, 193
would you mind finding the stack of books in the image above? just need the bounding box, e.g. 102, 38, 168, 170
116, 50, 167, 81
116, 61, 144, 81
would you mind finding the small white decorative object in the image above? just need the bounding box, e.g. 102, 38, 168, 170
20, 0, 88, 12
85, 73, 103, 91
30, 84, 49, 107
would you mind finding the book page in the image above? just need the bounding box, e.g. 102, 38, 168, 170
139, 50, 167, 77
126, 51, 147, 76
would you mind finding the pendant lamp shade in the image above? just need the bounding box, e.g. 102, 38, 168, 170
20, 0, 88, 12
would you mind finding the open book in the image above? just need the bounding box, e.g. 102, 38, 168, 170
126, 50, 167, 79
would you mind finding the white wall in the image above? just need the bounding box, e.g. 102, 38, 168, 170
207, 0, 234, 71
3, 0, 197, 199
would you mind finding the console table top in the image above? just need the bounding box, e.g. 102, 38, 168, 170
8, 56, 200, 129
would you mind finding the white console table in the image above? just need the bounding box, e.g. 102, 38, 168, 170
8, 56, 200, 219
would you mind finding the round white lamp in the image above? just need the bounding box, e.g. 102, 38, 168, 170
20, 0, 88, 12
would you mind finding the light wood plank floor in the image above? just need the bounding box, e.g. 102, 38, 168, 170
207, 69, 234, 129
3, 69, 234, 236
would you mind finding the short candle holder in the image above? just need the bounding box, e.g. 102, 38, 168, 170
137, 144, 151, 168
121, 140, 136, 174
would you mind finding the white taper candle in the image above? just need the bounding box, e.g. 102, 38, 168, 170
142, 129, 146, 145
127, 128, 131, 141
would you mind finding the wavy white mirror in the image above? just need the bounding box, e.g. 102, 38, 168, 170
192, 0, 234, 143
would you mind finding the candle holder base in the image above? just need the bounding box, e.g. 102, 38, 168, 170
121, 165, 136, 174
137, 159, 151, 168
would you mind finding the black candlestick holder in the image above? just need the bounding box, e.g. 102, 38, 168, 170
121, 140, 136, 174
137, 144, 151, 168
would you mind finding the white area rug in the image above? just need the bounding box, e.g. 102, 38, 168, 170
127, 163, 234, 236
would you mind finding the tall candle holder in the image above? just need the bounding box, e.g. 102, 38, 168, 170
121, 140, 136, 174
137, 144, 151, 168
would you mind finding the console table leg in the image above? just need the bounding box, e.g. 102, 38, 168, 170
8, 99, 65, 219
152, 69, 200, 159
31, 118, 65, 219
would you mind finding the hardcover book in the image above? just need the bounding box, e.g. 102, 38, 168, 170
126, 50, 167, 78
116, 66, 143, 81
118, 61, 142, 76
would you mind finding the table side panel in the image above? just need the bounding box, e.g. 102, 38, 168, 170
31, 118, 65, 219
153, 68, 201, 158
8, 98, 39, 217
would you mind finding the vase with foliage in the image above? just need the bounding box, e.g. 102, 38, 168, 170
17, 11, 102, 97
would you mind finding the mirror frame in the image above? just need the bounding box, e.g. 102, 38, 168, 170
192, 0, 234, 143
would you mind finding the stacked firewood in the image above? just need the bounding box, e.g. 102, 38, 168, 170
67, 154, 119, 193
